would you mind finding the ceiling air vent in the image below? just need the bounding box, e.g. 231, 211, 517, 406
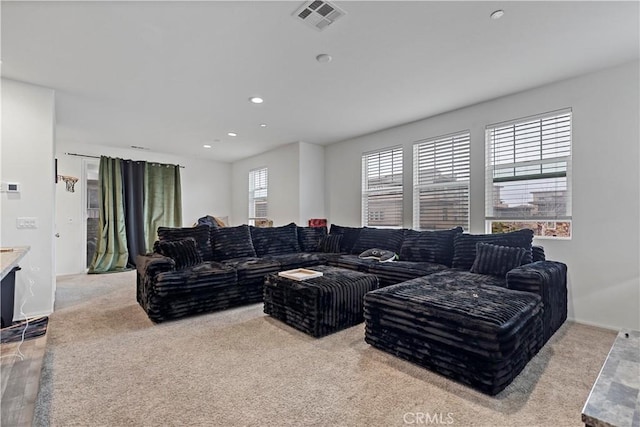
293, 1, 346, 32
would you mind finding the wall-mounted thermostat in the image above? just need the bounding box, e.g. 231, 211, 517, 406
0, 182, 21, 193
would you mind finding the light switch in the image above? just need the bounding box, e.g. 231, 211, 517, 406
16, 217, 38, 229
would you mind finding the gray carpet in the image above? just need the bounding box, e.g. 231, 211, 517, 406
34, 271, 616, 426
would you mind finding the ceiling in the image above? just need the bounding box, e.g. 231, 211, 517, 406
2, 1, 639, 163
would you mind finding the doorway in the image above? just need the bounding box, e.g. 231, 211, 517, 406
84, 160, 99, 269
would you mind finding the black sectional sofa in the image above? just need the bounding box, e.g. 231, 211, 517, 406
137, 222, 328, 322
136, 222, 567, 394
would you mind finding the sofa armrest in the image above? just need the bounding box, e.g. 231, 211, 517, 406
506, 261, 567, 342
136, 253, 175, 277
136, 254, 175, 312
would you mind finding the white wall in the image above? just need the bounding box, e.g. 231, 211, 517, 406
298, 142, 325, 225
55, 141, 231, 275
231, 141, 326, 227
325, 60, 640, 331
1, 78, 56, 319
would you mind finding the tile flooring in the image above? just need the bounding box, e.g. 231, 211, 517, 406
0, 333, 47, 427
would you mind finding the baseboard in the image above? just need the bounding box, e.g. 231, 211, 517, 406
568, 317, 621, 333
12, 310, 52, 322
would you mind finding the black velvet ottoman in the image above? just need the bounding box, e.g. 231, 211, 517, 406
264, 265, 379, 338
364, 277, 544, 395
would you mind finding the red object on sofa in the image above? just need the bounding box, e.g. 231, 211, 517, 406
308, 218, 327, 228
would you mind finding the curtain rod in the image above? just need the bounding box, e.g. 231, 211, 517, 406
63, 152, 185, 168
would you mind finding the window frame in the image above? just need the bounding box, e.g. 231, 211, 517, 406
413, 130, 470, 231
361, 146, 404, 228
485, 109, 572, 239
248, 167, 268, 225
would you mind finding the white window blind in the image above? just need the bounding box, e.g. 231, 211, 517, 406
485, 109, 572, 238
249, 167, 268, 223
362, 146, 403, 227
413, 131, 470, 231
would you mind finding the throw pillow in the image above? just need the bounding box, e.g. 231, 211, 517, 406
210, 225, 257, 261
317, 234, 343, 253
157, 225, 213, 261
532, 245, 546, 262
250, 223, 300, 256
297, 226, 328, 252
470, 242, 527, 277
451, 229, 534, 270
328, 224, 362, 253
155, 238, 203, 269
399, 227, 463, 266
351, 227, 405, 255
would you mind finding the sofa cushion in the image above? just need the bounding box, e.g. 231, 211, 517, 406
351, 227, 405, 255
328, 254, 377, 272
367, 260, 449, 287
250, 223, 300, 256
328, 224, 362, 253
263, 253, 327, 270
452, 229, 534, 270
470, 243, 527, 278
297, 226, 328, 252
157, 225, 213, 261
154, 238, 203, 270
421, 269, 508, 288
220, 257, 281, 285
210, 225, 257, 261
399, 227, 463, 267
318, 234, 342, 253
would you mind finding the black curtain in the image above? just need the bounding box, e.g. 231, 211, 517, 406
122, 160, 146, 267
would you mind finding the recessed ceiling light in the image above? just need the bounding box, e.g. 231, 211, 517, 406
490, 9, 505, 20
227, 132, 237, 137
203, 144, 212, 149
260, 123, 267, 128
249, 97, 264, 104
316, 53, 332, 63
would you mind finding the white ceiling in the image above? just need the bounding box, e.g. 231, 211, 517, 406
2, 1, 639, 163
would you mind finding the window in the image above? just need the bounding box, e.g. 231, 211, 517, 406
485, 109, 572, 238
413, 131, 470, 230
249, 167, 268, 225
362, 146, 403, 227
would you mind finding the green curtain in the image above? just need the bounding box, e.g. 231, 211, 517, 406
88, 157, 130, 273
144, 163, 183, 251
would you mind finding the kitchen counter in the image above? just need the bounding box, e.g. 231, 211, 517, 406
0, 247, 30, 281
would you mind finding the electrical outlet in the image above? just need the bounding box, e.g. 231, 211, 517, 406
16, 217, 38, 229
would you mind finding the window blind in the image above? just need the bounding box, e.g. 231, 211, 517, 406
362, 146, 403, 227
413, 131, 470, 230
249, 167, 268, 221
485, 109, 572, 238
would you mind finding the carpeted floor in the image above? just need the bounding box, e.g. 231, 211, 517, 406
34, 271, 616, 426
